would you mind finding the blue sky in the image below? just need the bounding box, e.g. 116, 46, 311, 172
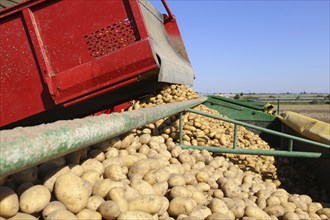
151, 0, 330, 93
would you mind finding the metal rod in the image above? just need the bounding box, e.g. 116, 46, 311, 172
0, 97, 207, 177
160, 0, 175, 21
288, 139, 293, 151
277, 99, 280, 114
233, 124, 237, 149
180, 145, 330, 159
186, 109, 330, 149
179, 112, 183, 145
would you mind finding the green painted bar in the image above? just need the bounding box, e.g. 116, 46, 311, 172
233, 124, 238, 149
180, 145, 330, 159
0, 97, 207, 177
288, 139, 293, 151
179, 112, 183, 145
187, 108, 330, 149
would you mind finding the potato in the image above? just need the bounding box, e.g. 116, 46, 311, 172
117, 211, 154, 220
103, 157, 124, 168
178, 152, 193, 164
308, 202, 323, 213
98, 201, 120, 220
143, 169, 171, 184
81, 159, 104, 175
110, 137, 122, 149
123, 186, 138, 199
46, 209, 77, 220
76, 208, 102, 220
69, 164, 84, 176
194, 182, 210, 192
264, 205, 285, 217
0, 186, 19, 218
191, 191, 208, 206
128, 159, 153, 177
309, 213, 322, 220
212, 189, 224, 199
266, 196, 281, 206
93, 179, 123, 198
43, 166, 71, 191
87, 195, 105, 211
244, 206, 271, 220
88, 149, 105, 162
206, 213, 232, 220
208, 198, 229, 214
42, 201, 66, 220
81, 170, 100, 186
54, 173, 90, 213
170, 186, 192, 199
316, 208, 330, 218
195, 171, 209, 183
153, 181, 169, 196
189, 206, 212, 219
7, 212, 37, 220
139, 134, 151, 144
130, 179, 155, 195
19, 185, 51, 214
104, 164, 126, 181
121, 134, 135, 149
158, 197, 170, 216
281, 201, 296, 212
168, 174, 186, 187
108, 187, 128, 212
128, 194, 163, 214
168, 197, 197, 217
105, 147, 119, 158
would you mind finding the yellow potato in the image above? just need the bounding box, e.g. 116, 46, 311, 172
117, 211, 154, 220
128, 194, 163, 214
42, 201, 66, 220
76, 208, 102, 220
46, 209, 77, 220
7, 212, 37, 220
54, 173, 90, 213
168, 197, 197, 217
98, 201, 120, 220
87, 195, 105, 211
20, 185, 51, 214
0, 186, 19, 218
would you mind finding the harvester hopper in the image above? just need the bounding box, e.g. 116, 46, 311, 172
0, 0, 194, 128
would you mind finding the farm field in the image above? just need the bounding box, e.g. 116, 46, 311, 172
277, 104, 330, 123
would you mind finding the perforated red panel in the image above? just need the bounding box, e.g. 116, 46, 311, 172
84, 18, 136, 59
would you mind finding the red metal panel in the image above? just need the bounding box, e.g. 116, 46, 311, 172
53, 39, 156, 104
0, 0, 159, 127
0, 11, 54, 126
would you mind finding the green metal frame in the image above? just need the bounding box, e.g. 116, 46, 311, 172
0, 97, 207, 177
178, 108, 330, 159
204, 96, 276, 122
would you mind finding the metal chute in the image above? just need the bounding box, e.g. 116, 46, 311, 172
139, 0, 195, 86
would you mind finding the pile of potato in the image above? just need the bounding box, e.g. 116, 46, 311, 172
1, 84, 329, 220
135, 85, 329, 201
1, 132, 329, 220
131, 85, 278, 180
